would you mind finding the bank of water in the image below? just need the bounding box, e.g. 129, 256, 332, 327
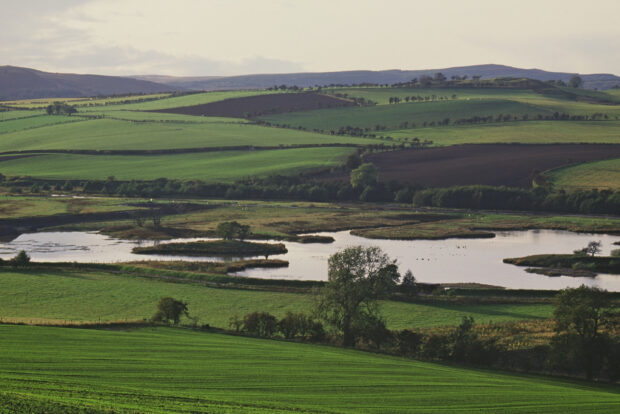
0, 230, 618, 291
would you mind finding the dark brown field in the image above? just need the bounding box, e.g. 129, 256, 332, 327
152, 92, 354, 118
362, 144, 620, 188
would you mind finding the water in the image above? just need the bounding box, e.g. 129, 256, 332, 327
0, 230, 618, 291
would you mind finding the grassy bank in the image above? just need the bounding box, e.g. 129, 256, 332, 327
504, 254, 620, 275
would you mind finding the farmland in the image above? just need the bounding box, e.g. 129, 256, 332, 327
547, 158, 620, 190
358, 143, 620, 188
0, 267, 553, 328
154, 92, 355, 117
2, 325, 618, 413
0, 147, 353, 181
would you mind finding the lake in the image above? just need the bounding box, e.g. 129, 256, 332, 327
0, 230, 618, 291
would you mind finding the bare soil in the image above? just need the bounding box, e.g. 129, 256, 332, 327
151, 92, 354, 118
362, 144, 620, 188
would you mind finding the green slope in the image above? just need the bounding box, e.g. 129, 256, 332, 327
0, 118, 377, 152
0, 147, 354, 181
547, 158, 620, 190
259, 99, 552, 131
0, 325, 617, 413
0, 268, 552, 328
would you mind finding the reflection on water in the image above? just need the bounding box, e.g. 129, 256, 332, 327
0, 230, 618, 291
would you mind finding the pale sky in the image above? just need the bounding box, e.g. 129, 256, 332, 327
2, 0, 619, 76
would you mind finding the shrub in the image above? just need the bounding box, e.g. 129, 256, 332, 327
243, 311, 278, 337
10, 251, 30, 267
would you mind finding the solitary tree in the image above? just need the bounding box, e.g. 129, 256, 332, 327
10, 250, 30, 268
400, 270, 417, 297
350, 163, 378, 189
550, 285, 616, 379
584, 241, 602, 257
152, 297, 189, 325
568, 75, 583, 88
316, 246, 400, 347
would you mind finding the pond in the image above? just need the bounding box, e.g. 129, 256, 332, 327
0, 230, 618, 291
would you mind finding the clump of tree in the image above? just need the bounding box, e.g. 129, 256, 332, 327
350, 163, 378, 190
152, 297, 190, 325
46, 102, 77, 116
549, 285, 619, 380
230, 311, 325, 341
568, 75, 583, 88
216, 221, 250, 241
316, 246, 400, 347
574, 241, 602, 257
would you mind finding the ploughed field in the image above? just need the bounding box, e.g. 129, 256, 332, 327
362, 143, 620, 188
2, 325, 618, 414
152, 92, 355, 118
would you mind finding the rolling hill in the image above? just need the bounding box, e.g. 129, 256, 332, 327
0, 66, 181, 100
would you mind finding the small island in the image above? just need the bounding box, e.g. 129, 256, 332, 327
133, 239, 288, 257
504, 241, 620, 277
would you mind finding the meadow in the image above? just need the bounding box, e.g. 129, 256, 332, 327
0, 324, 618, 413
0, 147, 353, 181
259, 98, 552, 131
547, 158, 620, 190
0, 267, 552, 328
0, 117, 376, 152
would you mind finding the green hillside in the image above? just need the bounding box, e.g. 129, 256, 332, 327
0, 325, 617, 413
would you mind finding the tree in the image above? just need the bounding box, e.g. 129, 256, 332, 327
243, 311, 277, 337
152, 297, 189, 325
400, 269, 417, 297
10, 250, 30, 267
345, 152, 362, 170
550, 285, 616, 379
216, 221, 251, 240
568, 75, 583, 88
316, 246, 400, 347
350, 163, 378, 189
584, 240, 602, 257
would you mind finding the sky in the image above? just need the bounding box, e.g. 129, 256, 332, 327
2, 0, 619, 77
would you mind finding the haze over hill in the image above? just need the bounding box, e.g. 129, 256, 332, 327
136, 64, 620, 91
2, 64, 620, 100
0, 66, 180, 100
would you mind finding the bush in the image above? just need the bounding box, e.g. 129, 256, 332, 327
152, 297, 189, 325
10, 251, 30, 267
243, 311, 278, 337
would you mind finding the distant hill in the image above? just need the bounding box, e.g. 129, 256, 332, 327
0, 66, 182, 100
137, 64, 620, 91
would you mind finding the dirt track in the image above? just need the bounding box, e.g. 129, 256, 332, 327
362, 144, 620, 188
152, 92, 354, 118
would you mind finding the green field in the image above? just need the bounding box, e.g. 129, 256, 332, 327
0, 117, 377, 152
547, 158, 620, 190
385, 121, 620, 145
0, 147, 353, 181
0, 114, 84, 134
0, 325, 617, 413
259, 99, 552, 131
0, 268, 552, 328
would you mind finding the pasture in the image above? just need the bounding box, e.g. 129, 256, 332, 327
0, 325, 618, 413
258, 98, 552, 131
0, 268, 552, 328
547, 158, 620, 190
0, 117, 377, 152
0, 147, 354, 181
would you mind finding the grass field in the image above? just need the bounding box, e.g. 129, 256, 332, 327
0, 196, 134, 219
0, 93, 172, 109
0, 147, 353, 181
0, 325, 618, 413
0, 117, 377, 152
547, 158, 620, 190
385, 121, 620, 145
0, 268, 552, 328
0, 114, 84, 135
259, 99, 552, 131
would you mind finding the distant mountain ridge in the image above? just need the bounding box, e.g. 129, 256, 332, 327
136, 64, 620, 91
0, 66, 181, 100
1, 64, 619, 101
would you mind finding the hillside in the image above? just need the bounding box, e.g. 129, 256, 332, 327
0, 66, 181, 100
138, 64, 620, 91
